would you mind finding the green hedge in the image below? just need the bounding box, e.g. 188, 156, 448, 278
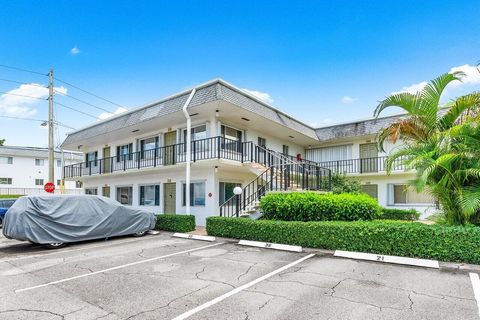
155, 214, 196, 232
259, 192, 381, 221
380, 208, 420, 221
206, 217, 480, 264
0, 194, 23, 199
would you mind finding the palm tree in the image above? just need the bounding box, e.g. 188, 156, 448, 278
375, 71, 480, 224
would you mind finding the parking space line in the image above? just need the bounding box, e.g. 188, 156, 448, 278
469, 273, 480, 316
15, 242, 223, 293
171, 253, 315, 320
0, 235, 167, 263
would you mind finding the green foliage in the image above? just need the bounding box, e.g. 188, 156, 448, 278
0, 195, 23, 199
155, 214, 195, 232
376, 70, 480, 224
380, 208, 420, 221
0, 139, 4, 146
330, 172, 361, 194
259, 192, 381, 221
206, 217, 480, 264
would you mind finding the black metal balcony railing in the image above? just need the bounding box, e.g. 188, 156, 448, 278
64, 136, 255, 178
316, 155, 409, 174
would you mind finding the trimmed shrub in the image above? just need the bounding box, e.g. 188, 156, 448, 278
155, 214, 195, 232
259, 192, 381, 221
206, 217, 480, 264
0, 194, 23, 199
380, 208, 420, 221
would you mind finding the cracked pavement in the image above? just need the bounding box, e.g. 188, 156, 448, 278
0, 232, 479, 320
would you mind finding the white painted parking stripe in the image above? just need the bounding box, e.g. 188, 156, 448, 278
173, 233, 216, 242
334, 250, 439, 269
15, 242, 223, 293
238, 240, 302, 252
469, 273, 480, 317
0, 235, 165, 263
171, 253, 315, 320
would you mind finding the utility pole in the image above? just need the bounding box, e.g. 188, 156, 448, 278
48, 68, 54, 185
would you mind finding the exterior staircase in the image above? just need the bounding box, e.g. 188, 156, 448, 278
219, 144, 331, 218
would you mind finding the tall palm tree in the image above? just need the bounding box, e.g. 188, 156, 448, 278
375, 71, 480, 224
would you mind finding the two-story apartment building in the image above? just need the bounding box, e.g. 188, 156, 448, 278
0, 146, 83, 195
61, 79, 436, 225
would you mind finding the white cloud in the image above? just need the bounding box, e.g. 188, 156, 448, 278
0, 83, 67, 117
70, 46, 80, 55
449, 64, 480, 87
341, 96, 357, 104
242, 88, 274, 104
392, 81, 428, 95
98, 107, 128, 120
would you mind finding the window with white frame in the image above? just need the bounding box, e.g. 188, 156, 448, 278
140, 137, 159, 159
35, 179, 44, 186
35, 158, 45, 166
361, 184, 378, 199
388, 184, 433, 205
0, 157, 13, 164
117, 144, 133, 162
182, 182, 205, 206
139, 184, 160, 206
0, 178, 12, 184
85, 151, 98, 167
219, 182, 241, 205
116, 186, 133, 205
85, 188, 98, 195
183, 124, 207, 143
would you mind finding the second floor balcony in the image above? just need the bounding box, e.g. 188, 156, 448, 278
64, 136, 258, 179
316, 155, 409, 175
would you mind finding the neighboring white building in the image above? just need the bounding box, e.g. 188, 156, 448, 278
61, 79, 436, 225
0, 146, 83, 195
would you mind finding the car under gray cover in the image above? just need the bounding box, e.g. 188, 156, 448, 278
2, 195, 156, 244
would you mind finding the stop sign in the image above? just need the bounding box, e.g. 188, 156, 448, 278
44, 182, 55, 193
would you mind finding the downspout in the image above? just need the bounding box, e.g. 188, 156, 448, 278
182, 89, 197, 215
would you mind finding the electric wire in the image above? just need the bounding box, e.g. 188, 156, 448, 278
0, 64, 47, 76
55, 90, 115, 113
0, 78, 47, 88
54, 101, 98, 119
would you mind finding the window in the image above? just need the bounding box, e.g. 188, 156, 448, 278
0, 157, 13, 164
140, 137, 159, 159
116, 143, 133, 162
257, 137, 266, 147
57, 159, 62, 167
75, 181, 83, 188
182, 182, 205, 206
116, 186, 133, 205
35, 179, 44, 186
219, 182, 241, 205
0, 178, 12, 185
361, 184, 378, 199
57, 179, 62, 186
221, 125, 242, 141
35, 159, 45, 166
85, 151, 98, 167
183, 125, 207, 143
282, 145, 289, 155
305, 144, 353, 162
139, 185, 160, 206
389, 184, 433, 205
85, 188, 98, 195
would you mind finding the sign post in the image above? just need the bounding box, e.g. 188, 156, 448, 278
44, 182, 55, 194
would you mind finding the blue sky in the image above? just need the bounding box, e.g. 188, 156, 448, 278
1, 0, 480, 147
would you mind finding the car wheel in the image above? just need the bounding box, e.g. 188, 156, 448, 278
45, 242, 65, 249
132, 230, 147, 237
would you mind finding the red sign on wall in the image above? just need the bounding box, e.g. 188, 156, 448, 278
44, 182, 55, 193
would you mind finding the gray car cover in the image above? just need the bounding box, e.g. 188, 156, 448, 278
3, 195, 156, 244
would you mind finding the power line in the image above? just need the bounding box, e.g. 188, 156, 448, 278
54, 77, 125, 109
55, 90, 115, 113
54, 101, 98, 119
0, 115, 46, 122
0, 64, 47, 76
0, 90, 47, 100
0, 78, 47, 88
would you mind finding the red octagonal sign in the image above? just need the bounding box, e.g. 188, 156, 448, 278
44, 182, 55, 193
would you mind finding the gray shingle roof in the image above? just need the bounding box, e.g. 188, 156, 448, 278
0, 146, 83, 160
314, 114, 405, 142
61, 79, 318, 146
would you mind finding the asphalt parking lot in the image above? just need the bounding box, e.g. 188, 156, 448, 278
0, 232, 479, 320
